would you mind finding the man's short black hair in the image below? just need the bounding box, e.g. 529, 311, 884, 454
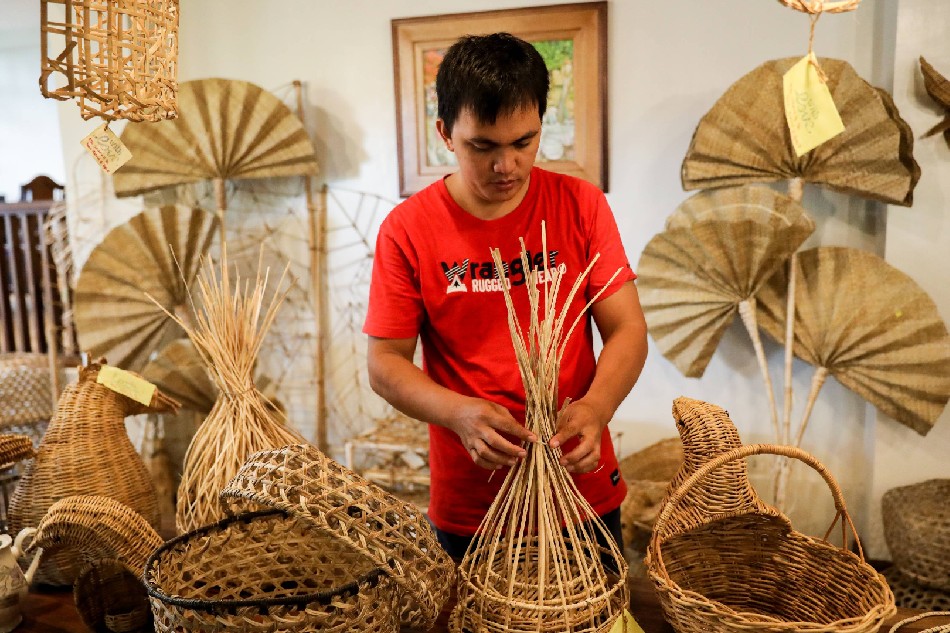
436, 32, 549, 135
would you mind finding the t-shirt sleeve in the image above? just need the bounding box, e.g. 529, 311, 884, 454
585, 190, 636, 302
363, 217, 425, 339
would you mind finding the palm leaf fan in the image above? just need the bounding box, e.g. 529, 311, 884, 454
75, 205, 217, 371
775, 0, 862, 13
757, 246, 950, 438
637, 185, 814, 385
920, 57, 950, 148
682, 58, 920, 206
112, 78, 319, 235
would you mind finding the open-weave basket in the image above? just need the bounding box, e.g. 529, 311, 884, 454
220, 443, 455, 630
884, 566, 950, 612
647, 440, 895, 633
144, 509, 398, 633
74, 558, 151, 633
9, 362, 178, 585
883, 479, 950, 591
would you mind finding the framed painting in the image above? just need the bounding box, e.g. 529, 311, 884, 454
392, 2, 608, 197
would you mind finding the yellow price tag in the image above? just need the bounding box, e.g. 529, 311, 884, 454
96, 365, 156, 406
608, 609, 646, 633
80, 123, 133, 174
783, 53, 845, 156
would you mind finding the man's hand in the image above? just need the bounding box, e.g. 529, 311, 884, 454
549, 399, 608, 473
450, 397, 537, 470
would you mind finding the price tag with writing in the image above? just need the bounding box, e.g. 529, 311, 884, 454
608, 609, 646, 633
783, 53, 845, 157
96, 365, 157, 406
80, 123, 133, 174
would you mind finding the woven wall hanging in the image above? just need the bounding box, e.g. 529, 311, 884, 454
39, 0, 179, 122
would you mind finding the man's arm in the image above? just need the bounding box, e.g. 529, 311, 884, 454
367, 336, 537, 470
549, 281, 648, 472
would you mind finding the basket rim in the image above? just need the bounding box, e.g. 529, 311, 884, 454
143, 509, 388, 612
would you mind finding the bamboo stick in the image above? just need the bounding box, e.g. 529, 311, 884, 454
738, 299, 780, 442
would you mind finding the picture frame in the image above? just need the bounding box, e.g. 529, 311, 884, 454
392, 2, 608, 197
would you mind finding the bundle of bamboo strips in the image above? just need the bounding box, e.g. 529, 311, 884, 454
151, 247, 305, 533
452, 224, 629, 633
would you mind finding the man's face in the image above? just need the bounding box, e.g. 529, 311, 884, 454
437, 105, 542, 207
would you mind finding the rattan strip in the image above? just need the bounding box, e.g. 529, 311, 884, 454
40, 0, 179, 121
888, 612, 950, 633
144, 509, 398, 633
0, 434, 34, 468
648, 442, 895, 633
8, 364, 177, 586
452, 227, 628, 633
0, 353, 54, 426
883, 479, 950, 591
220, 443, 455, 630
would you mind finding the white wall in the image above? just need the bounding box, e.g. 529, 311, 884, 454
41, 0, 949, 557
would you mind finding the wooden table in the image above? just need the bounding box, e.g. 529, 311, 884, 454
16, 576, 948, 632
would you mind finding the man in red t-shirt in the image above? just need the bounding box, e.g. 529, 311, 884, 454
364, 32, 648, 559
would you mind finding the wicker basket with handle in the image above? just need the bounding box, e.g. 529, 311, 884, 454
647, 440, 895, 633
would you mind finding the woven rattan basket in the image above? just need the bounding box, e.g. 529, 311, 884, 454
144, 509, 398, 633
647, 442, 895, 633
0, 353, 54, 428
884, 566, 950, 612
220, 443, 455, 630
883, 479, 950, 591
75, 558, 151, 633
0, 434, 34, 468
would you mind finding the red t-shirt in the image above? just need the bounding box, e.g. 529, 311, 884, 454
364, 167, 634, 535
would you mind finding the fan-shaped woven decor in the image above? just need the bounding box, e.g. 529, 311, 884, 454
776, 0, 861, 13
74, 558, 152, 633
0, 434, 34, 468
220, 443, 455, 630
112, 78, 319, 198
145, 509, 398, 633
646, 397, 895, 633
882, 479, 950, 591
637, 186, 815, 378
40, 0, 179, 122
920, 57, 950, 148
140, 339, 215, 413
9, 365, 177, 586
757, 246, 950, 436
75, 205, 217, 372
682, 57, 920, 206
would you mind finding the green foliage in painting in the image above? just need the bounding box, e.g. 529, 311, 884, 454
533, 40, 574, 71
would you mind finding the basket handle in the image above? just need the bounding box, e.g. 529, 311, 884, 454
649, 444, 863, 583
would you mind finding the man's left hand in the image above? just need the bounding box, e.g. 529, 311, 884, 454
549, 399, 608, 473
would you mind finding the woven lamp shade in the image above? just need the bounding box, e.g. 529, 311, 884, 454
682, 57, 920, 206
75, 205, 217, 372
221, 443, 455, 631
757, 247, 950, 436
40, 0, 178, 122
8, 363, 178, 586
920, 57, 950, 149
112, 78, 319, 198
637, 185, 814, 378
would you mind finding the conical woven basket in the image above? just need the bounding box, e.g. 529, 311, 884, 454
144, 509, 398, 633
8, 363, 178, 585
220, 443, 455, 630
646, 399, 895, 633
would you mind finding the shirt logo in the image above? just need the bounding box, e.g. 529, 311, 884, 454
442, 259, 470, 294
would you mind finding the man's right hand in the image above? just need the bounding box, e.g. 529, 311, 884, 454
449, 397, 537, 470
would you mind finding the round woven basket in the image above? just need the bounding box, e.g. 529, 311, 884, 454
144, 509, 398, 633
220, 443, 455, 630
74, 558, 152, 633
882, 479, 950, 591
647, 443, 895, 633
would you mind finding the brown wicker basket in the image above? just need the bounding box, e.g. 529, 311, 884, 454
882, 479, 950, 591
220, 443, 455, 631
647, 443, 895, 633
0, 434, 34, 469
0, 353, 54, 428
74, 558, 152, 633
8, 362, 178, 585
144, 509, 398, 633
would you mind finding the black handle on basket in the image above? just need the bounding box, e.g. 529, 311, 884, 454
649, 444, 863, 583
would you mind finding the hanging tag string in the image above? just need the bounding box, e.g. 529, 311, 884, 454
807, 10, 829, 84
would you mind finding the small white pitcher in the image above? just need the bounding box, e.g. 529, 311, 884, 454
0, 528, 42, 633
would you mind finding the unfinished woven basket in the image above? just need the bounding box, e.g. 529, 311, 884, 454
144, 509, 398, 633
647, 402, 895, 633
883, 479, 950, 591
220, 443, 455, 630
8, 362, 178, 585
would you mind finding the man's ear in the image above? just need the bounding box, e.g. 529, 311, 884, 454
435, 119, 454, 151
